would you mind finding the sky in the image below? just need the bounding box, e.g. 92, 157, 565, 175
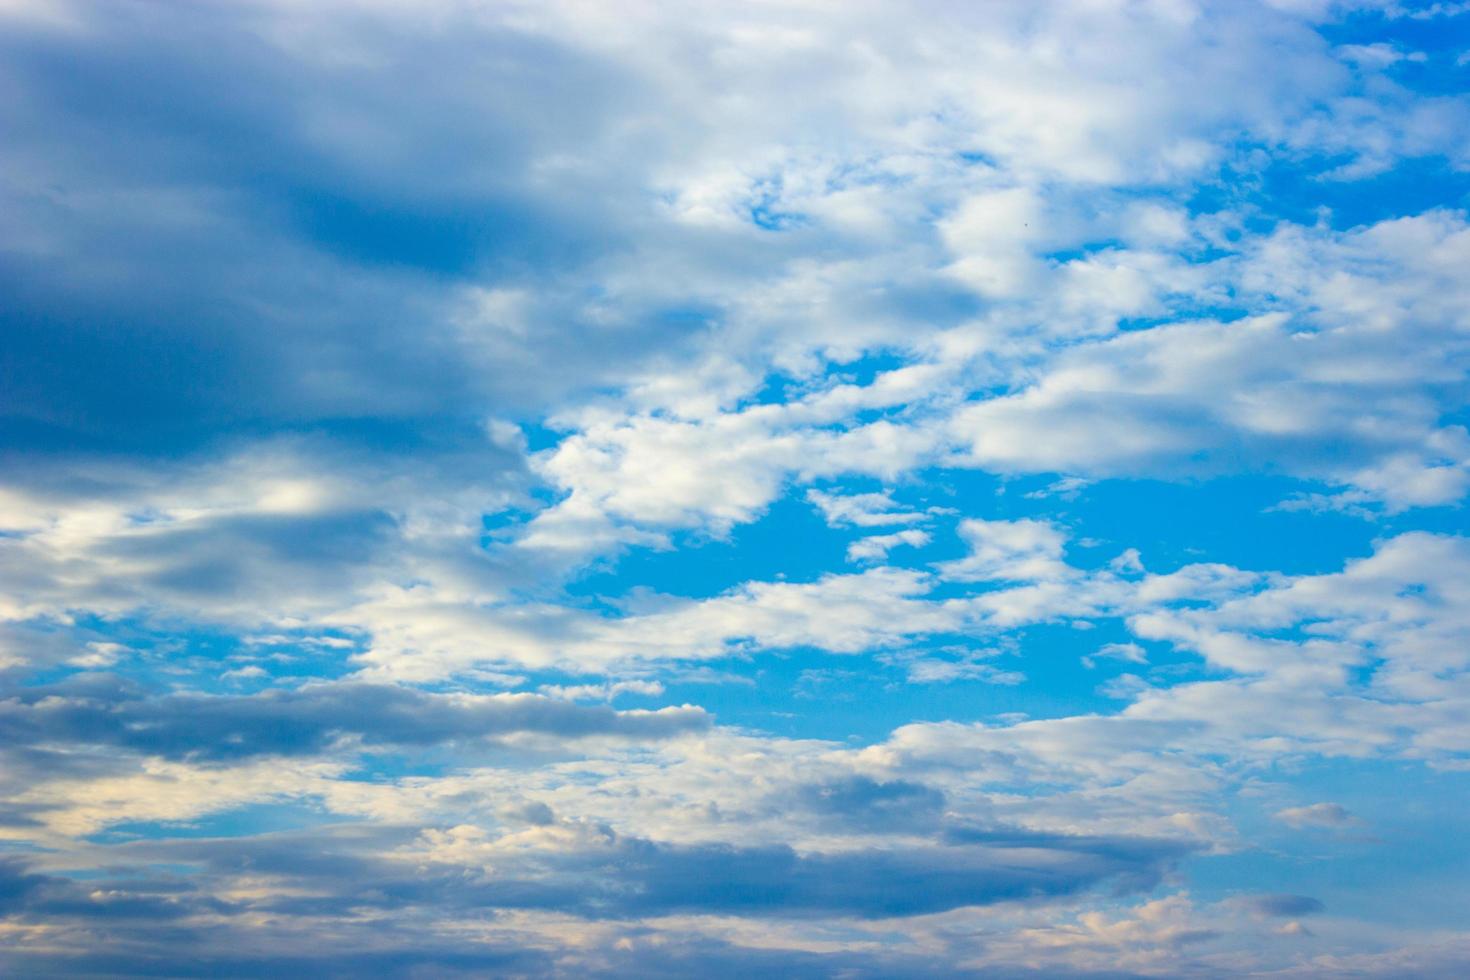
1, 0, 1469, 976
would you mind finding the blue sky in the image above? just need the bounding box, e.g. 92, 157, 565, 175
2, 0, 1469, 976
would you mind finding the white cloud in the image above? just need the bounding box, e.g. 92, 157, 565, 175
937, 518, 1075, 583
1082, 642, 1148, 669
807, 489, 927, 528
947, 212, 1470, 506
539, 679, 665, 701
939, 186, 1045, 298
846, 528, 930, 563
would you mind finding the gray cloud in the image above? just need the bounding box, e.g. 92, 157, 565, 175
0, 2, 679, 449
610, 834, 1190, 918
0, 818, 1194, 975
0, 677, 709, 762
790, 775, 948, 832
132, 820, 1192, 919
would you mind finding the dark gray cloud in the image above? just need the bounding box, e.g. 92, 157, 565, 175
0, 677, 710, 762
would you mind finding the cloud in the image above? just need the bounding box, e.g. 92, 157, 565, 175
603, 833, 1189, 919
512, 209, 1470, 557
790, 775, 948, 833
539, 679, 666, 702
948, 213, 1470, 508
0, 678, 709, 762
519, 409, 939, 562
1274, 803, 1357, 829
0, 820, 1190, 977
937, 518, 1075, 583
0, 856, 207, 922
0, 433, 532, 636
807, 489, 928, 528
129, 818, 1191, 922
344, 565, 965, 680
846, 528, 930, 563
1082, 642, 1148, 669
